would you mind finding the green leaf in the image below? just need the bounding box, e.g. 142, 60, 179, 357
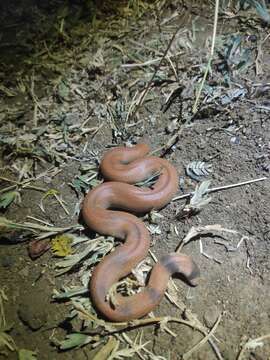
18, 349, 37, 360
58, 333, 92, 350
71, 176, 90, 193
42, 189, 59, 200
0, 191, 18, 209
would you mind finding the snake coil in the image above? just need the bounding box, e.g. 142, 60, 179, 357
82, 144, 199, 321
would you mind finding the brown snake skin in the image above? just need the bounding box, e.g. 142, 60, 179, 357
82, 143, 200, 322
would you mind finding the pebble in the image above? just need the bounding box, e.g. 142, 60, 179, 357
18, 302, 47, 331
203, 305, 220, 328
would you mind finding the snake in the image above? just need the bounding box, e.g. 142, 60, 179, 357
82, 143, 200, 322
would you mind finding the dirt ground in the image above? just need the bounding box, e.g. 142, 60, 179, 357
0, 1, 270, 359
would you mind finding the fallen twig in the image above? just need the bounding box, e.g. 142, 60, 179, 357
74, 303, 195, 333
237, 333, 270, 360
175, 224, 238, 253
121, 52, 183, 68
131, 25, 182, 120
183, 313, 222, 360
172, 177, 267, 202
0, 216, 81, 240
192, 0, 219, 114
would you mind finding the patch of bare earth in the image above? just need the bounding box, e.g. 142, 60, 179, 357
0, 1, 269, 359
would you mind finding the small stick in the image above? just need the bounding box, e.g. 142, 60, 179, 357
172, 177, 267, 202
26, 216, 54, 227
0, 176, 21, 184
0, 179, 46, 193
131, 25, 182, 120
183, 313, 222, 360
0, 185, 17, 194
192, 0, 220, 114
199, 239, 223, 264
121, 51, 184, 68
54, 193, 70, 215
118, 333, 146, 360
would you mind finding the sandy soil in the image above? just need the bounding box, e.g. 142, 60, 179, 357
0, 1, 269, 359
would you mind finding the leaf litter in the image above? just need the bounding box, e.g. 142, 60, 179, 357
0, 0, 269, 359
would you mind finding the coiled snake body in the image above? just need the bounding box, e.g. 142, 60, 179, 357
82, 143, 199, 322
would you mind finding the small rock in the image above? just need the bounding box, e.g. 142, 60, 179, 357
166, 119, 178, 134
230, 135, 241, 145
203, 305, 220, 328
28, 239, 51, 259
18, 302, 47, 331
